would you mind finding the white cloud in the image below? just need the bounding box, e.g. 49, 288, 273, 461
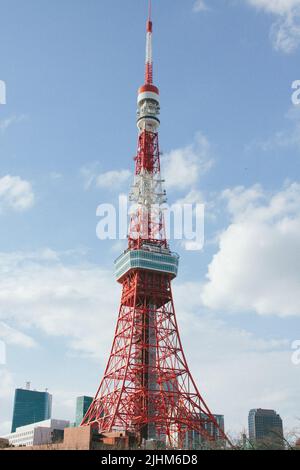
246, 0, 300, 52
49, 172, 63, 181
194, 0, 300, 53
247, 0, 300, 16
193, 0, 209, 12
175, 188, 204, 205
0, 250, 117, 360
82, 134, 213, 195
0, 322, 37, 349
81, 165, 131, 191
0, 115, 27, 133
96, 169, 131, 189
0, 175, 34, 212
250, 106, 300, 152
202, 182, 300, 317
0, 369, 14, 436
171, 283, 300, 435
0, 420, 12, 436
173, 189, 205, 251
162, 132, 214, 191
80, 165, 97, 190
0, 369, 14, 401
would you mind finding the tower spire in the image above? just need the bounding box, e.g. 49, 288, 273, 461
148, 0, 152, 22
145, 0, 153, 84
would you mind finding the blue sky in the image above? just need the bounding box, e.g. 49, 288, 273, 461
0, 0, 300, 438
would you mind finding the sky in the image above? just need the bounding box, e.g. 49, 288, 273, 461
0, 0, 300, 439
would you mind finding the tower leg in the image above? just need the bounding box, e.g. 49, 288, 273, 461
81, 272, 230, 448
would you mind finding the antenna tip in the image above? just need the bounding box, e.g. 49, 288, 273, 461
148, 0, 152, 22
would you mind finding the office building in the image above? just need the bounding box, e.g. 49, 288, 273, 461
75, 396, 93, 427
11, 385, 52, 432
184, 414, 225, 449
248, 408, 284, 448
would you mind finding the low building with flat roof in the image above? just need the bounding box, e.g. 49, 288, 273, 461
3, 418, 69, 447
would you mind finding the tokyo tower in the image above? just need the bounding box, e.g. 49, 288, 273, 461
81, 2, 230, 449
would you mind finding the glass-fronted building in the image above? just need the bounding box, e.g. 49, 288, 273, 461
11, 388, 52, 433
75, 396, 93, 427
248, 408, 284, 448
183, 414, 225, 449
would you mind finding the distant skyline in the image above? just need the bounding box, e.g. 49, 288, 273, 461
0, 0, 300, 437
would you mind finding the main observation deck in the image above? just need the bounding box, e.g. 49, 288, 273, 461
114, 244, 179, 283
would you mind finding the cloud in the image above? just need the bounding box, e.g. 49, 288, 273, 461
0, 115, 27, 133
162, 132, 214, 191
80, 165, 97, 190
0, 175, 34, 212
0, 369, 14, 435
201, 182, 300, 317
0, 250, 117, 360
193, 0, 300, 53
0, 323, 37, 349
193, 0, 209, 12
171, 283, 300, 435
96, 169, 131, 189
82, 133, 213, 195
81, 165, 131, 191
249, 106, 300, 152
0, 369, 14, 401
247, 0, 300, 16
246, 0, 300, 53
175, 188, 204, 205
0, 420, 12, 436
49, 172, 63, 181
173, 189, 205, 251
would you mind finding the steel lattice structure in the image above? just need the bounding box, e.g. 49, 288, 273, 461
81, 2, 231, 449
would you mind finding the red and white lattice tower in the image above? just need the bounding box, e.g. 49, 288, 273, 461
81, 2, 230, 449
